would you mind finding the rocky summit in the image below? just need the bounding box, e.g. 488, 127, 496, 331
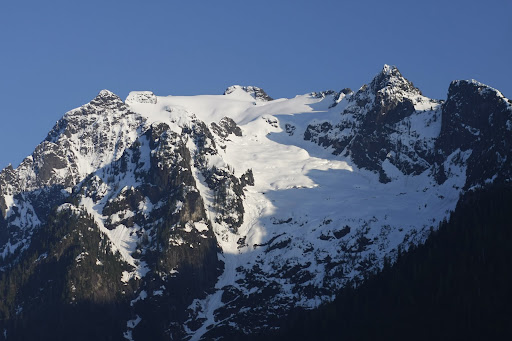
0, 65, 511, 340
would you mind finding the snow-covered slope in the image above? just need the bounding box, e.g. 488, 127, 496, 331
0, 65, 511, 340
0, 90, 143, 258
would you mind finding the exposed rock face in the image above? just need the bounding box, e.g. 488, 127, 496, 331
0, 90, 143, 258
330, 88, 353, 108
435, 80, 512, 188
310, 89, 354, 109
210, 117, 243, 139
224, 85, 273, 101
0, 67, 510, 340
0, 90, 230, 340
311, 90, 338, 99
305, 65, 441, 180
193, 120, 245, 233
303, 67, 512, 190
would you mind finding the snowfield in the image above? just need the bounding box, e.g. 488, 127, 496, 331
126, 86, 467, 339
2, 66, 508, 340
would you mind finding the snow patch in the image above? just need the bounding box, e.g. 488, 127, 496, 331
123, 315, 142, 341
130, 290, 148, 306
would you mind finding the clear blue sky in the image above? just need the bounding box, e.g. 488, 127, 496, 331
1, 0, 511, 169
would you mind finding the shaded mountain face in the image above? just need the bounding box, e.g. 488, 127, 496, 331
304, 65, 441, 180
0, 66, 510, 340
436, 80, 512, 188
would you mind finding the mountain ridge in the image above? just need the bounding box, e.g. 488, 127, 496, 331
0, 65, 510, 340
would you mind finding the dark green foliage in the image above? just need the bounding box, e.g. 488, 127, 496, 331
266, 185, 512, 341
0, 208, 133, 340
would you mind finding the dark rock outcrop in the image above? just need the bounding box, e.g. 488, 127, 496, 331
435, 80, 512, 188
305, 65, 439, 178
224, 85, 273, 101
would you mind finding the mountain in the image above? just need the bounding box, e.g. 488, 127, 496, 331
267, 185, 512, 341
0, 65, 510, 340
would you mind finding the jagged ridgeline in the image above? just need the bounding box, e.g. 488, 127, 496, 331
0, 66, 511, 340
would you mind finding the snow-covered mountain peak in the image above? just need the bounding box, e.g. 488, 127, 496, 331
342, 65, 434, 127
0, 88, 144, 251
369, 64, 422, 97
223, 85, 273, 101
381, 63, 396, 75
76, 89, 127, 113
125, 91, 158, 105
92, 89, 123, 102
1, 67, 512, 340
98, 89, 117, 97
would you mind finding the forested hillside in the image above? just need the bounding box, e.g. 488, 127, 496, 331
269, 185, 512, 341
